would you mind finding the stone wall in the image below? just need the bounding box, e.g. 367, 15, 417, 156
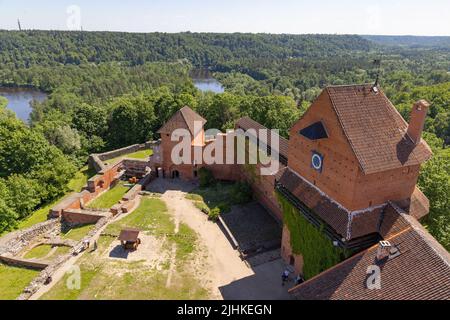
88, 140, 159, 172
17, 215, 112, 300
0, 255, 49, 270
0, 219, 60, 257
122, 159, 151, 179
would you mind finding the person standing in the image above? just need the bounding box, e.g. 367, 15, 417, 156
281, 269, 290, 286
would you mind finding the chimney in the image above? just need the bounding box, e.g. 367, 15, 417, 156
376, 240, 391, 262
407, 99, 430, 144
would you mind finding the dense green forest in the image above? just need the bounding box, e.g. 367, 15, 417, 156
0, 31, 449, 250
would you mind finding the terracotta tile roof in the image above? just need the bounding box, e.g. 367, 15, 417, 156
378, 202, 412, 238
236, 116, 289, 159
394, 186, 429, 220
277, 167, 349, 238
276, 167, 429, 242
289, 211, 450, 300
348, 207, 384, 239
326, 85, 432, 175
157, 106, 206, 136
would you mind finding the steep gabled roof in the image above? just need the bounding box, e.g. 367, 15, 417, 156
157, 106, 206, 136
289, 207, 450, 300
326, 84, 432, 175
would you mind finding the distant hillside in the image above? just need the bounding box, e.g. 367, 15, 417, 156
0, 30, 374, 67
363, 35, 450, 48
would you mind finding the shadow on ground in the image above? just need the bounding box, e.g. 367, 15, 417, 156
221, 202, 282, 256
145, 177, 198, 193
109, 245, 131, 259
218, 259, 295, 300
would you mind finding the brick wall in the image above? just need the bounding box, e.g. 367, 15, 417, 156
281, 225, 303, 274
61, 210, 105, 225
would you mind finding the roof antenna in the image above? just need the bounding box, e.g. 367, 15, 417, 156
17, 19, 22, 31
372, 59, 381, 93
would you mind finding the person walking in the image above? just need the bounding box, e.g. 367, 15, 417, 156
281, 269, 290, 286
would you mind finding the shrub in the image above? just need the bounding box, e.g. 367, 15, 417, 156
186, 194, 203, 202
217, 202, 231, 214
231, 182, 253, 204
198, 167, 215, 188
208, 207, 220, 221
194, 201, 210, 215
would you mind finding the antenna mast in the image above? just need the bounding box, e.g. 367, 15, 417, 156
17, 19, 22, 31
373, 59, 381, 87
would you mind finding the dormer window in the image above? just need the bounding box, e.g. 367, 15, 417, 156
299, 121, 328, 140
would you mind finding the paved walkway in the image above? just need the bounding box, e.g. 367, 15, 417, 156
147, 178, 294, 300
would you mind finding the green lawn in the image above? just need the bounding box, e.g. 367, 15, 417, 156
104, 197, 174, 235
23, 244, 53, 259
86, 181, 131, 209
0, 264, 40, 300
105, 149, 153, 165
41, 196, 208, 300
186, 182, 237, 214
52, 245, 71, 257
61, 224, 95, 241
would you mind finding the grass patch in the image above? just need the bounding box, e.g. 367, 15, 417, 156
186, 181, 252, 219
172, 222, 197, 261
52, 245, 71, 257
105, 149, 153, 165
86, 181, 130, 209
10, 166, 96, 232
61, 224, 95, 241
41, 196, 208, 300
105, 197, 174, 235
23, 244, 53, 260
40, 263, 98, 300
187, 182, 235, 211
0, 263, 40, 300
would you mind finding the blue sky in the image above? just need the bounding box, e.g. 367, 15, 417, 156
0, 0, 449, 35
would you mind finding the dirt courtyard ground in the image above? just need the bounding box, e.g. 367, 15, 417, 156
147, 178, 294, 300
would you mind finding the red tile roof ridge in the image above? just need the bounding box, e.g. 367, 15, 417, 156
397, 209, 450, 267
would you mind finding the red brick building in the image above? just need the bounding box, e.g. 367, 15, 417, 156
155, 84, 450, 299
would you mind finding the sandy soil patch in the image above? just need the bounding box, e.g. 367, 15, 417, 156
106, 233, 168, 270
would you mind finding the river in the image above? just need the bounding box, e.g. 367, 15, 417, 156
0, 87, 47, 122
191, 69, 224, 93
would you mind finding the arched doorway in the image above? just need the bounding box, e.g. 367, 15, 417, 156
172, 170, 180, 179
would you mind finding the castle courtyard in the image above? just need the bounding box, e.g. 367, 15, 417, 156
30, 178, 293, 300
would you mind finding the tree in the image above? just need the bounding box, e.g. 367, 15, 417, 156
72, 103, 107, 138
108, 95, 157, 148
0, 179, 18, 233
0, 96, 7, 109
201, 93, 241, 131
6, 174, 41, 219
419, 134, 450, 250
